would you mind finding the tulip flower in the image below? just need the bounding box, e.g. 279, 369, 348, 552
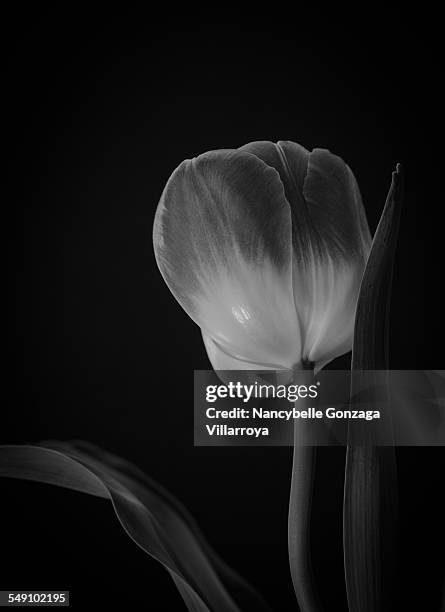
153, 141, 371, 374
153, 140, 372, 612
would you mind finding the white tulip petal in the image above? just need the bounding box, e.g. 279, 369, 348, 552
294, 149, 371, 366
154, 150, 302, 369
237, 142, 371, 369
293, 256, 363, 366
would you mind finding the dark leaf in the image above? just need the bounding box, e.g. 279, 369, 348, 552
344, 165, 403, 612
0, 441, 272, 612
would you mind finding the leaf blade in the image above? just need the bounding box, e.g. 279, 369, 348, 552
344, 165, 403, 612
0, 442, 272, 612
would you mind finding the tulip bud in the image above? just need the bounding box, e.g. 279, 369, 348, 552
153, 141, 371, 373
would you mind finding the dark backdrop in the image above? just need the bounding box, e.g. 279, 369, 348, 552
4, 12, 444, 611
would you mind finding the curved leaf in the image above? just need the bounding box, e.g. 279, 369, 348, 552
344, 164, 403, 612
0, 442, 272, 612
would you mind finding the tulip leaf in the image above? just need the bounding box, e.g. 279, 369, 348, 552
344, 165, 403, 611
0, 441, 272, 612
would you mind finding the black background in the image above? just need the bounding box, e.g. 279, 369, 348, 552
4, 12, 444, 611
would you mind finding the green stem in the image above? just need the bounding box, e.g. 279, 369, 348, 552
288, 363, 322, 612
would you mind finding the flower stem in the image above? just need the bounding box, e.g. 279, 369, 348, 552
288, 363, 322, 612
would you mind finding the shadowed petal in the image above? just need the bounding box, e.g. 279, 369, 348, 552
239, 141, 312, 260
303, 149, 371, 260
295, 149, 371, 365
237, 141, 309, 214
239, 142, 371, 367
239, 142, 370, 261
154, 150, 302, 369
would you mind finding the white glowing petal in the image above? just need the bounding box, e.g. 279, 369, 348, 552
195, 256, 302, 370
293, 256, 364, 366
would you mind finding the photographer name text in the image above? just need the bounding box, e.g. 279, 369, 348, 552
205, 407, 381, 437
